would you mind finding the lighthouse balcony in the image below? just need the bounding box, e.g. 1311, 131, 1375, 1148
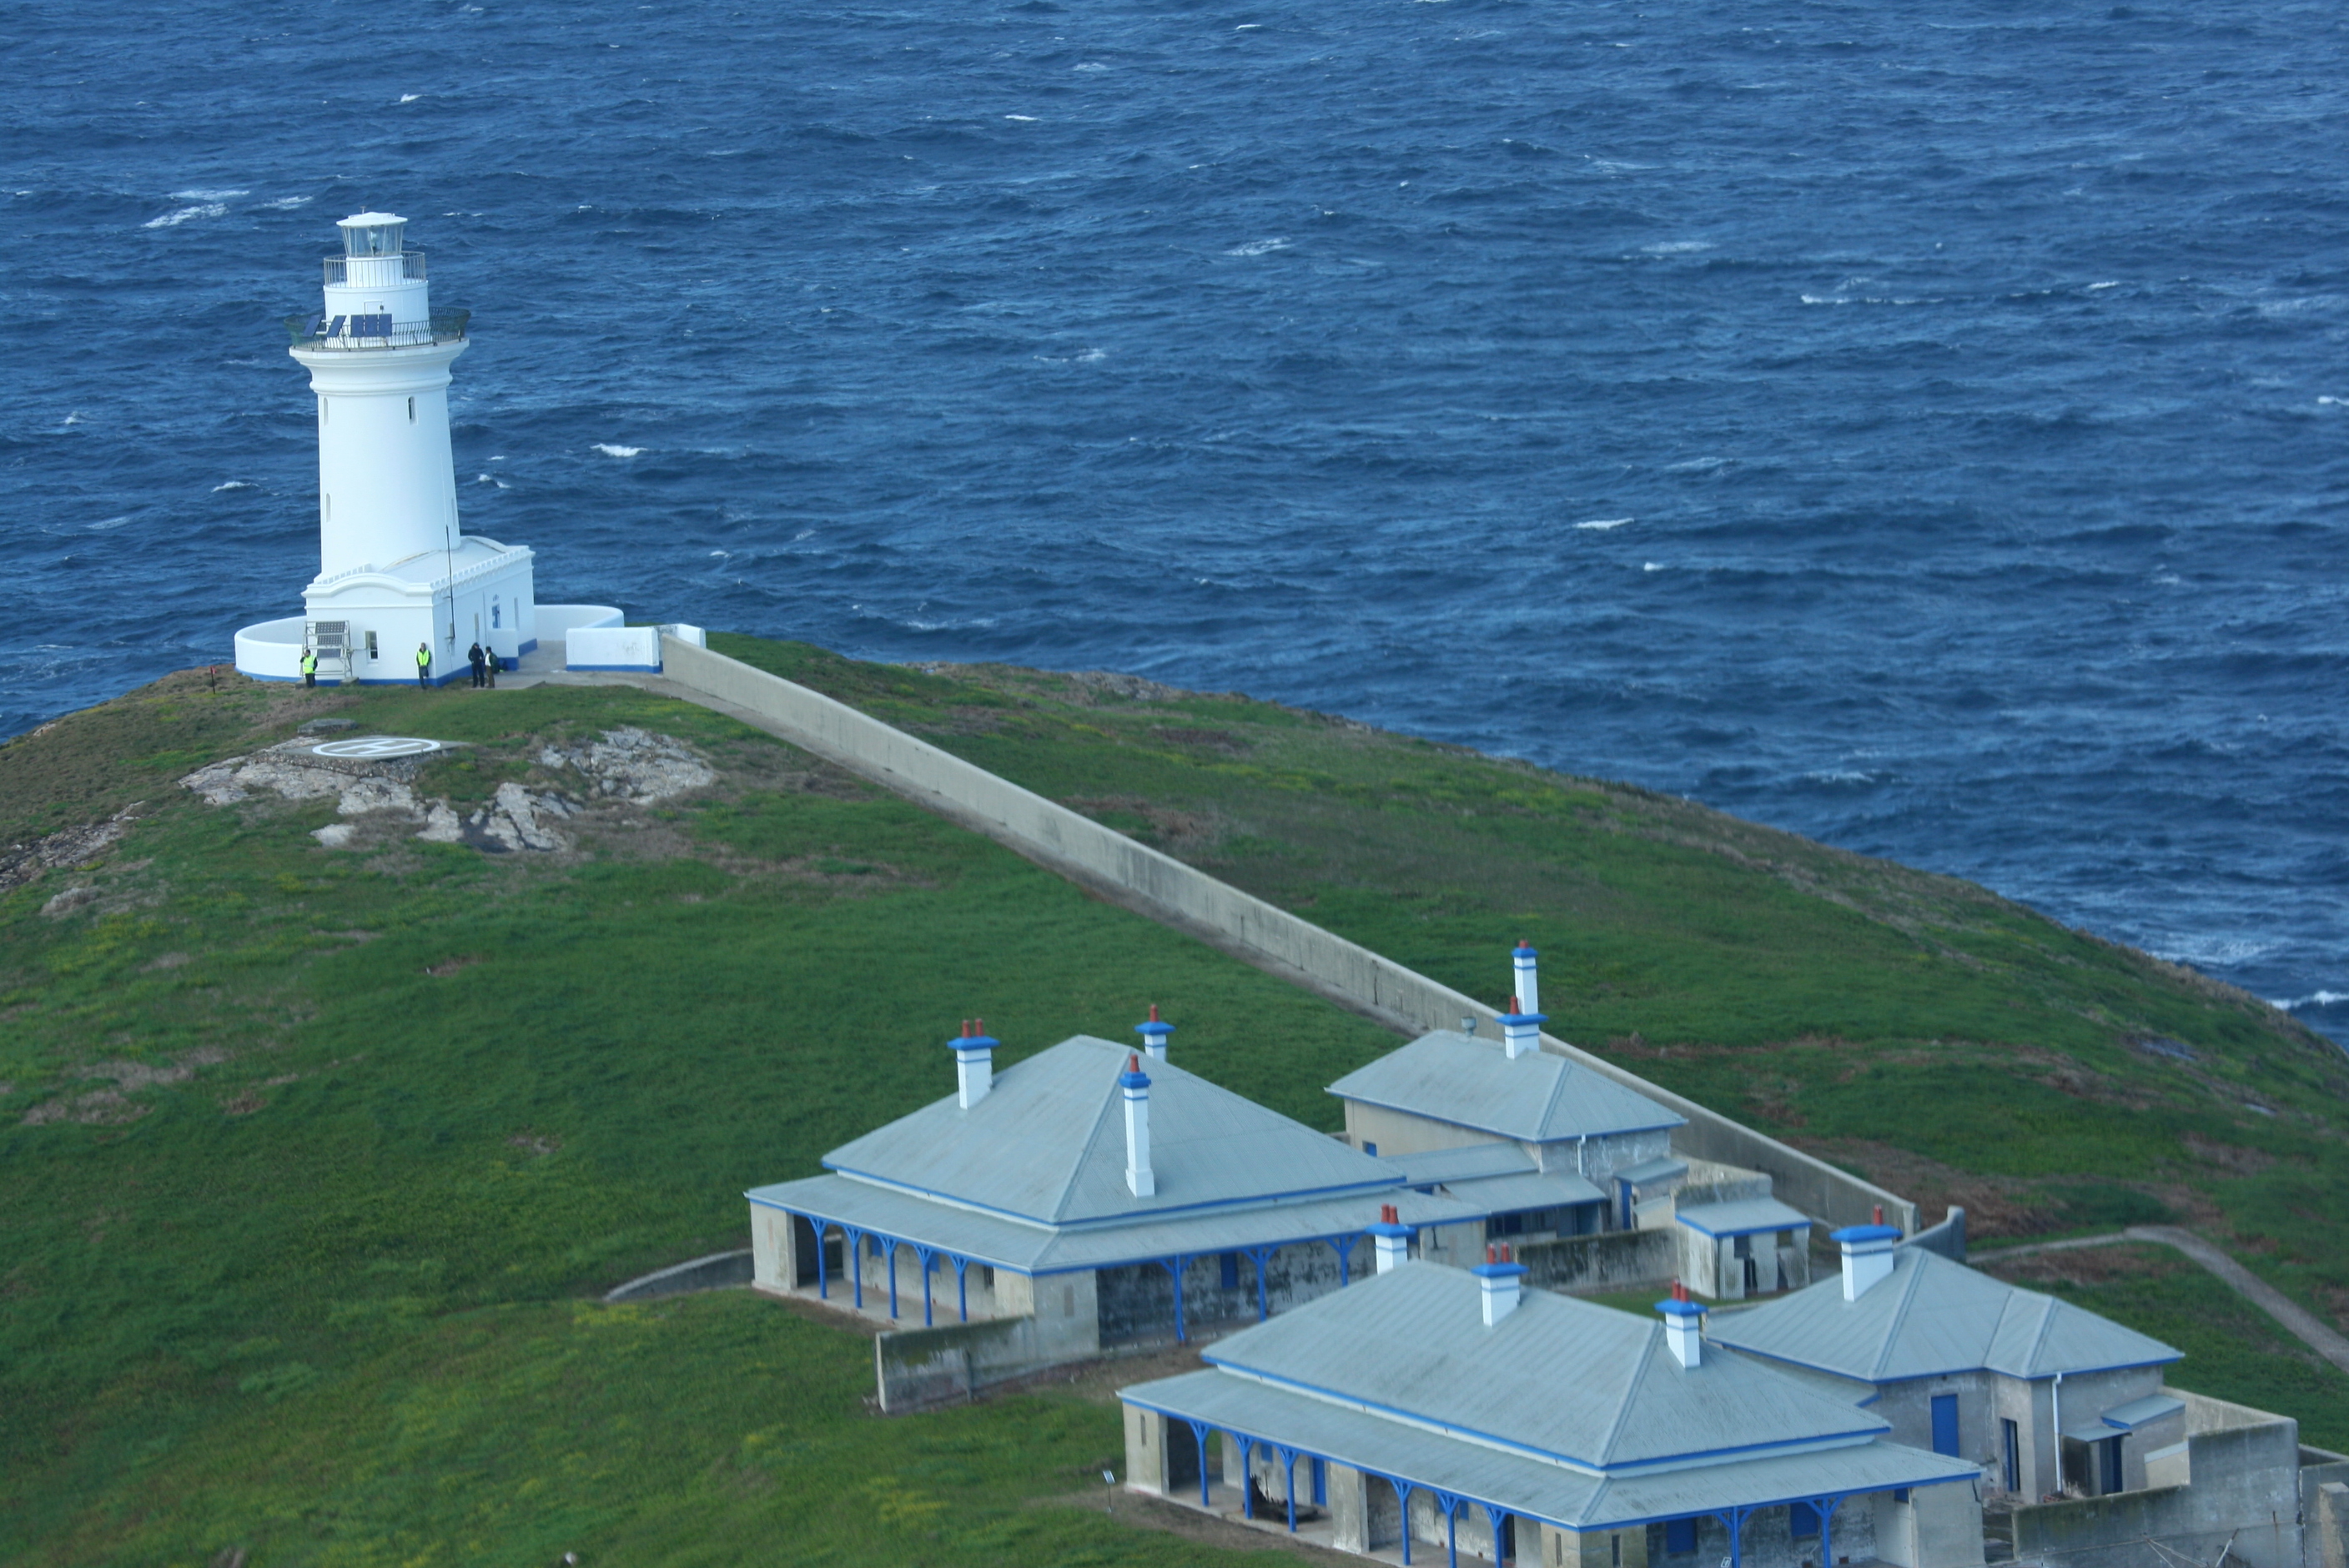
286, 308, 470, 351
324, 250, 428, 285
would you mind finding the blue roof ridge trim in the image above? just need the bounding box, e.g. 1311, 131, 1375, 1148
1199, 1355, 1889, 1477
822, 1161, 1401, 1229
1333, 1088, 1685, 1143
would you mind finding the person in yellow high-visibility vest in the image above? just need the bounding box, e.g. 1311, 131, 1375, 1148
415, 642, 433, 690
299, 647, 318, 688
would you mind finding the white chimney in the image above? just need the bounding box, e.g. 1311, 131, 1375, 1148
1474, 1245, 1527, 1326
1513, 940, 1540, 1016
950, 1019, 996, 1110
1498, 997, 1545, 1060
1370, 1204, 1413, 1274
1657, 1281, 1704, 1368
1121, 1053, 1155, 1197
1134, 1003, 1173, 1063
1833, 1211, 1901, 1300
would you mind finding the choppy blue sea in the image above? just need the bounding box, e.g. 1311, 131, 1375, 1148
3, 0, 2343, 1041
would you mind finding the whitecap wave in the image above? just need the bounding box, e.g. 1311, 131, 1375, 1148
1576, 517, 1632, 530
2319, 395, 2346, 407
170, 188, 248, 200
1642, 561, 1665, 571
260, 196, 310, 210
399, 93, 422, 103
1225, 237, 1290, 257
88, 516, 130, 531
1004, 113, 1038, 122
1074, 61, 1109, 71
145, 203, 226, 229
593, 443, 643, 457
2087, 280, 2121, 291
1664, 455, 1728, 473
212, 480, 252, 491
2272, 989, 2347, 1009
1642, 241, 1713, 255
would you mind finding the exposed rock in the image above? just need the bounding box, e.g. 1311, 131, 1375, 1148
1, 808, 138, 893
465, 782, 574, 852
311, 823, 358, 849
41, 884, 101, 917
298, 717, 357, 734
537, 727, 715, 802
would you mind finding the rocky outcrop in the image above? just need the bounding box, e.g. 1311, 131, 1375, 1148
537, 726, 715, 801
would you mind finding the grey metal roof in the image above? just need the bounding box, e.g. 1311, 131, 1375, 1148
1122, 1272, 1980, 1528
822, 1036, 1397, 1225
1614, 1156, 1688, 1187
1128, 1368, 1976, 1529
1441, 1168, 1606, 1213
2099, 1394, 2185, 1430
1328, 1031, 1686, 1143
1200, 1262, 1888, 1470
747, 1172, 1485, 1274
1381, 1142, 1537, 1186
1674, 1198, 1813, 1238
1708, 1246, 2183, 1384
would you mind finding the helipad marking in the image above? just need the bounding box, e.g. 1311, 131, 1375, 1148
310, 736, 445, 760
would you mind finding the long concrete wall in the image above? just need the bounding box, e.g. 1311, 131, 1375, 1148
659, 636, 1917, 1234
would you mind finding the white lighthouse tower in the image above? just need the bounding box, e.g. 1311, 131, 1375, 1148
233, 213, 543, 683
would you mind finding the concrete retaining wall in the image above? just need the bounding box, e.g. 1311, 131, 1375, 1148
658, 638, 1915, 1234
873, 1313, 1094, 1412
2014, 1419, 2306, 1568
603, 1249, 754, 1303
1504, 1221, 1681, 1295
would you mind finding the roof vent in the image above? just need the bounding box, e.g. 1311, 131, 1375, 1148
1119, 1052, 1155, 1198
1830, 1211, 1903, 1301
1473, 1244, 1527, 1325
1512, 940, 1540, 1016
1496, 996, 1547, 1060
1134, 1003, 1174, 1063
949, 1019, 998, 1110
1369, 1203, 1413, 1274
1657, 1279, 1705, 1368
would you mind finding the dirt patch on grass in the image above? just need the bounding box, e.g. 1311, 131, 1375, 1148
2181, 1132, 2276, 1174
1063, 795, 1220, 853
1788, 1138, 2056, 1239
1976, 1242, 2187, 1289
1040, 1486, 1361, 1562
423, 956, 483, 978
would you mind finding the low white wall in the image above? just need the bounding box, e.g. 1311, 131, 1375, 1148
568, 625, 661, 671
233, 616, 308, 681
538, 603, 626, 637
658, 637, 1918, 1234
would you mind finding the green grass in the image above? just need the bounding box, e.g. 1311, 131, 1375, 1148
709, 640, 2349, 1313
6, 638, 2346, 1562
0, 670, 1388, 1564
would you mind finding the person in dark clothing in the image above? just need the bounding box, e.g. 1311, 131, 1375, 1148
415, 642, 433, 690
467, 641, 487, 688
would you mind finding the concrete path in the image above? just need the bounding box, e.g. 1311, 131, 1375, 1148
1984, 1225, 2349, 1376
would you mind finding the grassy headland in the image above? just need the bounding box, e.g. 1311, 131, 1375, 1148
2, 639, 2345, 1562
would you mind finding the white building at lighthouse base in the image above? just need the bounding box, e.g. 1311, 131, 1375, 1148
232, 211, 624, 685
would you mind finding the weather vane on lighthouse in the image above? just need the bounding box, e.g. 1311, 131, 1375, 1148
232, 212, 540, 685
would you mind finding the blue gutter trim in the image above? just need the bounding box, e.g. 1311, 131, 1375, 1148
819, 1159, 1400, 1229
1713, 1341, 2184, 1383
1197, 1356, 1889, 1474
1325, 1089, 1685, 1142
746, 1193, 1376, 1280
1119, 1395, 1974, 1532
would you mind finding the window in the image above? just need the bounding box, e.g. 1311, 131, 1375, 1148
322, 493, 332, 524
1733, 1234, 1753, 1259
2100, 1436, 2124, 1495
1362, 1141, 1377, 1158
1930, 1393, 1960, 1457
1893, 1490, 1910, 1505
2003, 1417, 2021, 1493
320, 397, 328, 424
1611, 1534, 1622, 1567
1789, 1503, 1819, 1540
1664, 1518, 1697, 1555
365, 631, 379, 661
1220, 1253, 1240, 1290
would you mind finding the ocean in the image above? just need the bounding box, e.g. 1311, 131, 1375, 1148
3, 0, 2342, 1042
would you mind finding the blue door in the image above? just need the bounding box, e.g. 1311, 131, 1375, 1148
1931, 1394, 1960, 1456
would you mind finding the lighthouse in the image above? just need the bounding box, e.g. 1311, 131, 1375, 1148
233, 214, 550, 683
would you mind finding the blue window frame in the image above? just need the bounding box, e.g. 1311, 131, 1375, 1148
1311, 1456, 1326, 1505
1931, 1393, 1960, 1457
1220, 1252, 1240, 1290
1789, 1502, 1819, 1539
1362, 1141, 1377, 1157
1665, 1518, 1698, 1555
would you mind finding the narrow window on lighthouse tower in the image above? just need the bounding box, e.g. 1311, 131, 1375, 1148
407, 396, 416, 423
319, 397, 329, 425
322, 494, 331, 524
